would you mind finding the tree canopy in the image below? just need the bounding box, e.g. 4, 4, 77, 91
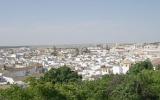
0, 60, 160, 100
43, 66, 82, 84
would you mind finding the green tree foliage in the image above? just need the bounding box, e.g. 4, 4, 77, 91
0, 85, 32, 100
109, 70, 160, 100
43, 66, 82, 83
1, 61, 160, 100
128, 59, 153, 74
28, 82, 66, 100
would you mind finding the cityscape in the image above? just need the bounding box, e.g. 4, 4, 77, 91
0, 0, 160, 100
0, 42, 160, 85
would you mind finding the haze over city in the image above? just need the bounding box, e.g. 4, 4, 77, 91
0, 0, 160, 45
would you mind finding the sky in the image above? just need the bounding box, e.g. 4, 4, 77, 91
0, 0, 160, 46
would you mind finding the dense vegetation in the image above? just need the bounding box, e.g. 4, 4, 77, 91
0, 60, 160, 100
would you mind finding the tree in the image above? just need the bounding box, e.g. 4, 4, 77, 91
1, 61, 159, 100
128, 59, 153, 74
28, 82, 66, 100
0, 85, 32, 100
43, 66, 82, 84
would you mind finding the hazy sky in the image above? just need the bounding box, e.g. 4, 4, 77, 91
0, 0, 160, 45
